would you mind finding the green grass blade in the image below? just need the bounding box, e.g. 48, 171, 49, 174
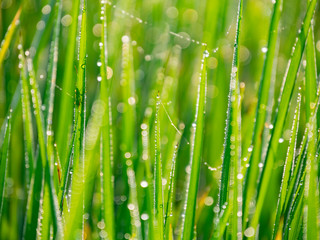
126, 155, 142, 239
154, 93, 164, 240
218, 0, 243, 238
0, 110, 11, 220
305, 23, 317, 122
164, 143, 178, 240
304, 100, 319, 239
249, 0, 318, 232
39, 1, 62, 237
242, 0, 283, 227
272, 93, 301, 239
99, 1, 115, 239
64, 2, 87, 238
0, 7, 21, 69
55, 0, 81, 164
25, 55, 63, 238
181, 50, 207, 240
211, 203, 232, 240
19, 43, 35, 188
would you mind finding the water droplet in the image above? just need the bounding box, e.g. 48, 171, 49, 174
127, 203, 135, 210
244, 227, 255, 237
261, 47, 268, 53
204, 196, 214, 206
279, 138, 284, 143
140, 180, 148, 188
204, 50, 209, 57
141, 213, 149, 221
237, 173, 243, 180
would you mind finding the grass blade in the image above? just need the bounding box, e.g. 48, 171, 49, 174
154, 93, 164, 240
0, 110, 11, 220
272, 93, 301, 239
0, 7, 21, 69
99, 1, 115, 239
64, 2, 87, 238
26, 55, 63, 238
164, 143, 178, 240
304, 97, 319, 239
249, 0, 318, 232
305, 23, 317, 122
55, 0, 81, 164
181, 50, 207, 240
242, 0, 283, 227
218, 0, 243, 238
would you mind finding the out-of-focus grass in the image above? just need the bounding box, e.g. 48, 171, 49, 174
0, 0, 319, 239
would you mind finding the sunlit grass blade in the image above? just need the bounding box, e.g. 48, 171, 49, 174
64, 2, 87, 238
126, 155, 142, 239
19, 42, 34, 188
181, 50, 207, 240
211, 203, 232, 240
284, 173, 305, 239
0, 110, 11, 220
249, 0, 318, 232
55, 0, 81, 164
39, 1, 62, 237
140, 115, 155, 240
304, 100, 319, 239
25, 56, 63, 238
305, 23, 317, 122
272, 93, 301, 239
218, 0, 243, 238
164, 143, 178, 240
99, 1, 115, 239
0, 7, 21, 69
242, 0, 283, 227
119, 33, 136, 234
154, 93, 164, 240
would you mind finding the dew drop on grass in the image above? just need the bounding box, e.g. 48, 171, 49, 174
237, 173, 243, 180
261, 47, 268, 53
97, 76, 102, 82
141, 213, 149, 221
204, 196, 214, 206
278, 138, 284, 143
244, 227, 255, 237
204, 50, 209, 57
127, 203, 135, 210
140, 180, 148, 188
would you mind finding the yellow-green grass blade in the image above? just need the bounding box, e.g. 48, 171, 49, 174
0, 110, 11, 220
272, 93, 301, 239
0, 7, 21, 70
305, 22, 317, 122
154, 93, 164, 240
25, 56, 63, 238
126, 154, 142, 239
39, 1, 62, 237
211, 203, 232, 240
99, 1, 115, 239
242, 0, 283, 227
218, 0, 243, 238
63, 2, 87, 238
304, 100, 319, 239
181, 50, 207, 240
55, 0, 81, 165
249, 0, 318, 232
164, 143, 178, 240
19, 42, 34, 188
